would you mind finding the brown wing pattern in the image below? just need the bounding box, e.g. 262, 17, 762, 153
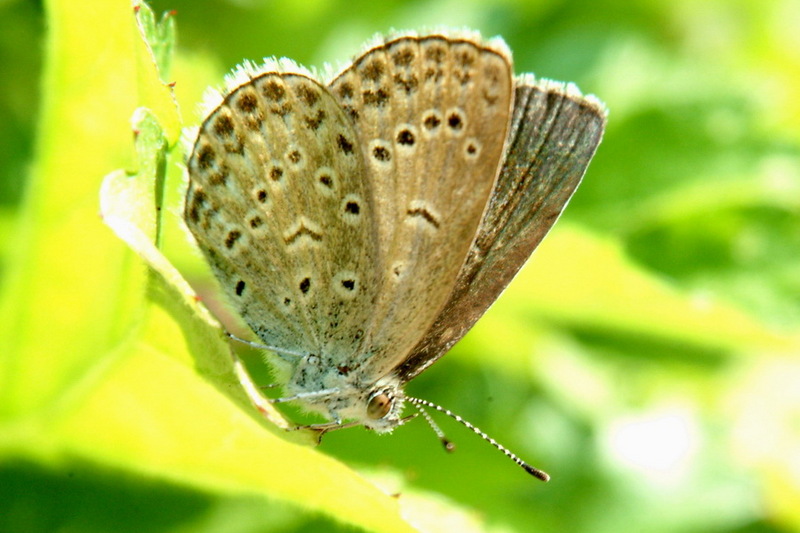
396, 77, 607, 382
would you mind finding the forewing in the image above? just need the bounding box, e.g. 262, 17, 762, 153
396, 76, 607, 381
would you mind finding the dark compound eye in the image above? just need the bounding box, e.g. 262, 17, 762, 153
366, 392, 392, 419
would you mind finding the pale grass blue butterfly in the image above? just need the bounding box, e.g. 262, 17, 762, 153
184, 29, 606, 480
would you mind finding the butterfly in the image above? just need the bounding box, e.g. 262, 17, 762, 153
184, 30, 606, 479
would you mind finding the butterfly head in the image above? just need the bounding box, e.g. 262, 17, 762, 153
360, 378, 408, 433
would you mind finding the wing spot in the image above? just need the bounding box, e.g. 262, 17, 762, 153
447, 110, 465, 132
284, 219, 323, 246
225, 229, 242, 249
213, 114, 235, 137
393, 73, 418, 93
235, 280, 245, 296
341, 194, 363, 225
424, 66, 444, 82
244, 115, 262, 130
236, 91, 259, 113
464, 138, 481, 159
371, 141, 391, 163
396, 128, 415, 146
249, 216, 263, 228
299, 277, 311, 295
287, 149, 302, 165
261, 79, 286, 101
187, 188, 206, 223
455, 69, 472, 85
224, 137, 244, 154
483, 89, 500, 106
337, 134, 354, 155
362, 60, 385, 81
406, 203, 440, 229
196, 145, 215, 169
422, 110, 442, 132
337, 82, 354, 100
424, 44, 447, 63
391, 261, 406, 279
270, 165, 284, 181
392, 47, 415, 66
343, 105, 359, 121
456, 49, 476, 68
305, 109, 326, 130
208, 168, 228, 186
297, 84, 320, 106
333, 272, 359, 298
315, 167, 336, 195
363, 88, 390, 107
270, 103, 292, 116
255, 189, 268, 203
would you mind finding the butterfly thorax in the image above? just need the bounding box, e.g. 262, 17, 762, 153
284, 353, 406, 433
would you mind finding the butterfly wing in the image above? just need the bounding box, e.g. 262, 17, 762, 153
327, 33, 514, 377
185, 72, 381, 360
395, 76, 608, 382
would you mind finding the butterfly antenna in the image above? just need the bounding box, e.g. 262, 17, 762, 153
412, 401, 456, 452
406, 396, 550, 482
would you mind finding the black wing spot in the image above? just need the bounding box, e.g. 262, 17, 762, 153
225, 230, 242, 249
299, 277, 311, 294
337, 134, 354, 155
423, 113, 441, 130
372, 145, 391, 162
396, 129, 415, 146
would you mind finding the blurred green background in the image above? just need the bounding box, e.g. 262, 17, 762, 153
1, 0, 799, 532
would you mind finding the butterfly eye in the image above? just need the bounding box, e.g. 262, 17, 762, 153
366, 392, 392, 419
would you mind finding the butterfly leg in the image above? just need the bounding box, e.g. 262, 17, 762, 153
289, 419, 361, 435
269, 388, 340, 404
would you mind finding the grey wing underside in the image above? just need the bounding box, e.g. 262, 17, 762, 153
394, 76, 607, 383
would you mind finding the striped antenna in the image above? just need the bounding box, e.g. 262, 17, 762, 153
406, 396, 550, 482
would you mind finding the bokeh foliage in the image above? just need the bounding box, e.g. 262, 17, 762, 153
1, 0, 798, 532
